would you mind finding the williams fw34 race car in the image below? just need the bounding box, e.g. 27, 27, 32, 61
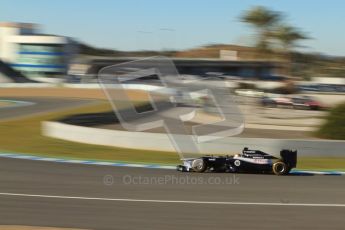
177, 148, 297, 175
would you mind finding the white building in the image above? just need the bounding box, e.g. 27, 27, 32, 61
0, 22, 76, 81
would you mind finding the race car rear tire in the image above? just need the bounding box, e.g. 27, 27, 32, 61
272, 161, 289, 175
192, 159, 207, 173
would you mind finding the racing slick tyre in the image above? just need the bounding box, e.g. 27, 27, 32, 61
191, 159, 207, 173
272, 161, 289, 175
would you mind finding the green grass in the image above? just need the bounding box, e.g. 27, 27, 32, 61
0, 101, 13, 107
0, 101, 179, 165
298, 157, 345, 171
0, 100, 344, 170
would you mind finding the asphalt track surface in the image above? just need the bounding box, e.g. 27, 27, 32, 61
0, 96, 343, 229
0, 157, 344, 230
0, 97, 94, 121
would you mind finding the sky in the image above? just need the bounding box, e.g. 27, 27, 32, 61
1, 0, 345, 56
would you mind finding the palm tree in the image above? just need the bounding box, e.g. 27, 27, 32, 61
240, 6, 309, 76
273, 25, 309, 76
240, 6, 281, 51
274, 25, 308, 51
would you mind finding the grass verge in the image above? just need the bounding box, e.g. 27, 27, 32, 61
0, 101, 13, 107
297, 157, 345, 171
0, 101, 179, 165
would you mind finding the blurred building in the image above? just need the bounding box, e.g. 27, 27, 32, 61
84, 57, 285, 81
0, 22, 77, 82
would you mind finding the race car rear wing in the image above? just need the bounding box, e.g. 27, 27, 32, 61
280, 149, 297, 168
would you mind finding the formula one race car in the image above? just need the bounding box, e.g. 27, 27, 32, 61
176, 148, 297, 175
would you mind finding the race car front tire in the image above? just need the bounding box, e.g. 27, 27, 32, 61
272, 161, 289, 175
192, 159, 207, 173
176, 165, 187, 172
